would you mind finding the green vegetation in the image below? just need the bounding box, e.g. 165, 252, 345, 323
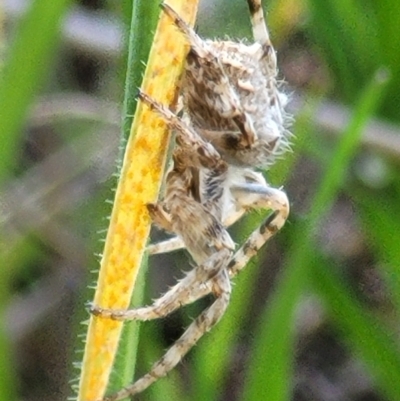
1, 0, 400, 400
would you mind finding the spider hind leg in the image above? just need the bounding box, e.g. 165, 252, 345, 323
100, 269, 231, 401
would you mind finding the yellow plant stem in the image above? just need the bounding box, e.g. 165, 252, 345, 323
77, 1, 199, 400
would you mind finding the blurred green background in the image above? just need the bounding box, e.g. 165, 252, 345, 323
1, 0, 400, 400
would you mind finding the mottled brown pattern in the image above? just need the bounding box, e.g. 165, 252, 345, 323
91, 1, 291, 400
178, 8, 292, 168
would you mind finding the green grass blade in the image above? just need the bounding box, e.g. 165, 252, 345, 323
241, 69, 389, 401
122, 1, 160, 139
240, 252, 309, 401
369, 0, 400, 120
311, 257, 400, 401
0, 0, 72, 182
307, 69, 389, 225
307, 0, 379, 101
0, 1, 71, 399
354, 192, 400, 315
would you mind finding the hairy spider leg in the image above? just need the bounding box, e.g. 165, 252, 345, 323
98, 269, 231, 401
148, 183, 289, 305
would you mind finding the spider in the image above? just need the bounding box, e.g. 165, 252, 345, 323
90, 1, 291, 400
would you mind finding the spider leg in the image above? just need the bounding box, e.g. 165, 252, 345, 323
99, 269, 231, 401
94, 183, 281, 325
246, 0, 277, 77
146, 202, 173, 232
91, 248, 232, 322
163, 209, 288, 305
231, 182, 289, 214
147, 184, 289, 305
139, 90, 224, 171
246, 0, 271, 46
161, 3, 257, 148
227, 183, 289, 276
147, 236, 185, 255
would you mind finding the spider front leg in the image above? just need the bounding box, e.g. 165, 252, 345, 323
139, 90, 224, 171
98, 269, 231, 401
227, 182, 289, 275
